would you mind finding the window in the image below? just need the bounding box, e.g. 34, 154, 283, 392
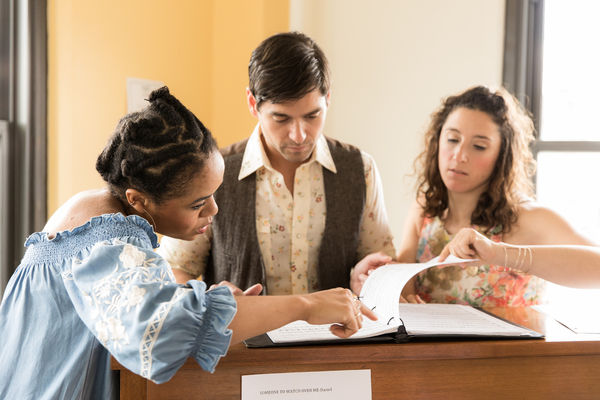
0, 0, 47, 299
504, 0, 600, 306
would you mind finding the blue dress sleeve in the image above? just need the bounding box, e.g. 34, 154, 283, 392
63, 238, 237, 383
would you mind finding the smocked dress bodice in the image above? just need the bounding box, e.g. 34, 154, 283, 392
0, 213, 236, 400
414, 216, 545, 307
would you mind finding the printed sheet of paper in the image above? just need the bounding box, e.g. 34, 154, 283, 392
242, 370, 371, 400
266, 317, 398, 343
398, 304, 535, 336
534, 304, 600, 334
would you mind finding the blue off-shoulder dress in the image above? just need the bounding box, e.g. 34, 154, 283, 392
0, 213, 237, 400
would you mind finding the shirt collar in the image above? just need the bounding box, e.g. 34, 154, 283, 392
238, 124, 337, 180
314, 134, 337, 173
238, 124, 269, 180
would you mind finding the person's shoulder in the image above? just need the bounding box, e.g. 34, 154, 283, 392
516, 198, 557, 221
220, 138, 249, 158
66, 189, 120, 213
358, 150, 377, 172
397, 198, 427, 261
414, 195, 427, 210
509, 198, 588, 245
44, 189, 122, 237
406, 197, 427, 224
324, 136, 361, 154
324, 137, 368, 175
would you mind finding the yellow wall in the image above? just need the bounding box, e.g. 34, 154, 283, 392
47, 0, 289, 214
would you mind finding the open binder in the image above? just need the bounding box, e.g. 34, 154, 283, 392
244, 304, 543, 348
244, 256, 544, 348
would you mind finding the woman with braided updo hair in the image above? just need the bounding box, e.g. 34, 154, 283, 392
395, 85, 596, 306
0, 87, 375, 399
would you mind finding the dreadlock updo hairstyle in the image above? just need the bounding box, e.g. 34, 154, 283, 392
415, 85, 536, 234
96, 86, 218, 205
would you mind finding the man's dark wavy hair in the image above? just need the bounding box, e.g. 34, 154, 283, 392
248, 31, 331, 109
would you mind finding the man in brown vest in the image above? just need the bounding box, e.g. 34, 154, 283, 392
158, 32, 396, 295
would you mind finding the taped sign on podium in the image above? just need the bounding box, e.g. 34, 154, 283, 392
241, 369, 371, 400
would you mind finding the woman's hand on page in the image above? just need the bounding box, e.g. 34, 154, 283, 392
300, 288, 377, 339
439, 228, 498, 266
351, 252, 393, 295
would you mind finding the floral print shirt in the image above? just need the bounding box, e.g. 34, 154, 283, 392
415, 216, 546, 307
158, 124, 396, 295
0, 214, 236, 399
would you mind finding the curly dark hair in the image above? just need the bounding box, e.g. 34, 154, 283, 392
415, 85, 536, 234
96, 86, 218, 204
248, 31, 331, 109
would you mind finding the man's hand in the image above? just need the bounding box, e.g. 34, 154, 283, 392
350, 252, 393, 295
209, 281, 263, 296
400, 294, 426, 304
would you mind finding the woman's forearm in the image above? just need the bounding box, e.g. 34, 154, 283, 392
441, 228, 600, 289
498, 244, 600, 289
227, 295, 308, 345
226, 288, 372, 345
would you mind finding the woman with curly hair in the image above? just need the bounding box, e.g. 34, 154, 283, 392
396, 85, 595, 307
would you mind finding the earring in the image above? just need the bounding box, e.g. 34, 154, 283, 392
142, 208, 157, 232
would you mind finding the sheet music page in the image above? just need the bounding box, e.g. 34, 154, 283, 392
359, 255, 475, 322
266, 317, 399, 343
398, 304, 535, 336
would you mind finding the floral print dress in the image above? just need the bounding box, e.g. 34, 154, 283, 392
415, 216, 545, 307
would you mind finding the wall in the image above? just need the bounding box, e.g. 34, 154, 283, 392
47, 0, 288, 214
48, 0, 506, 249
290, 0, 506, 248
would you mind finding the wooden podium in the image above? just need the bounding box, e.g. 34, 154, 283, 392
111, 307, 600, 399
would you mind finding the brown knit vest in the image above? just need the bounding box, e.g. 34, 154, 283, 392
204, 137, 366, 294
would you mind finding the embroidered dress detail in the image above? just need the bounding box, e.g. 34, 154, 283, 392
140, 286, 191, 379
0, 213, 237, 400
415, 216, 546, 307
62, 269, 74, 281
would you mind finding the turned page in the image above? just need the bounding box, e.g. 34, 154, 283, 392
359, 255, 474, 322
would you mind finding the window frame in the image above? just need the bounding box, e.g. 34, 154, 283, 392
503, 0, 600, 159
0, 0, 47, 298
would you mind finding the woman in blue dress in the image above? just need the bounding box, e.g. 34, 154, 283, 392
0, 87, 376, 399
